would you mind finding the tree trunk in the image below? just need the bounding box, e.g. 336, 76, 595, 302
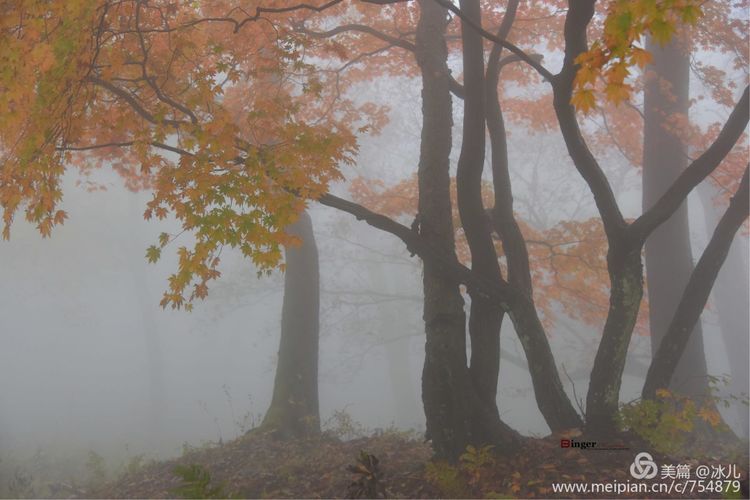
261, 210, 320, 438
698, 182, 749, 437
415, 0, 520, 459
128, 194, 165, 443
484, 3, 581, 432
643, 168, 749, 399
415, 0, 473, 459
550, 0, 640, 435
585, 246, 643, 435
642, 35, 710, 398
454, 0, 507, 433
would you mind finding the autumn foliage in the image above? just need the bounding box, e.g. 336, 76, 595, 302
1, 0, 748, 457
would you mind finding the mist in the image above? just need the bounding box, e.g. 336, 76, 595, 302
1, 1, 748, 497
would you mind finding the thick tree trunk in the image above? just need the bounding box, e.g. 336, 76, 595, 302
261, 210, 320, 438
415, 0, 473, 459
643, 169, 749, 399
415, 0, 520, 459
585, 247, 643, 435
642, 35, 710, 398
697, 183, 749, 437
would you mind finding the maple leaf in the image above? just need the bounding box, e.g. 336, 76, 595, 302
571, 89, 597, 114
146, 245, 162, 264
573, 0, 704, 109
629, 47, 653, 68
604, 82, 631, 105
697, 406, 722, 427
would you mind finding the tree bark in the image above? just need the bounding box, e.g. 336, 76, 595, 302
261, 210, 320, 438
485, 0, 581, 432
585, 247, 643, 435
415, 0, 521, 459
415, 0, 474, 458
643, 168, 749, 399
642, 35, 709, 398
454, 0, 506, 428
697, 182, 749, 437
551, 0, 641, 435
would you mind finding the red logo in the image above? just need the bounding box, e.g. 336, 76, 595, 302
561, 439, 571, 448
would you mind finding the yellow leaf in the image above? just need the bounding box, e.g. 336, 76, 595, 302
571, 89, 597, 114
604, 82, 631, 105
630, 47, 653, 68
655, 388, 672, 399
698, 406, 721, 427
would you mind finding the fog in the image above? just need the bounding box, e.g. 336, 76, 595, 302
1, 70, 746, 494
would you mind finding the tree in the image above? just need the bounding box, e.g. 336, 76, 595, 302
698, 182, 749, 437
261, 210, 321, 438
1, 0, 358, 308
2, 0, 747, 458
554, 0, 746, 435
643, 168, 749, 400
642, 33, 710, 398
575, 0, 748, 431
127, 193, 167, 442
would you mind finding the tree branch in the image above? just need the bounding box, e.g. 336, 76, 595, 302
316, 193, 514, 304
552, 0, 627, 243
86, 76, 188, 128
58, 140, 195, 157
296, 22, 416, 52
642, 166, 750, 399
181, 0, 348, 33
630, 86, 749, 244
451, 53, 540, 100
430, 0, 554, 81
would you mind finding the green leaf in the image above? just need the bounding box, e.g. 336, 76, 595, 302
146, 245, 161, 263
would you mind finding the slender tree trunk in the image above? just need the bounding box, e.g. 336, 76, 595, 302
128, 195, 165, 442
550, 0, 642, 435
697, 183, 749, 437
642, 35, 710, 398
454, 0, 507, 432
484, 3, 581, 431
452, 0, 527, 450
261, 210, 320, 438
643, 169, 749, 399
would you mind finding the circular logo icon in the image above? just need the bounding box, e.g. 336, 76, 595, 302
630, 452, 658, 479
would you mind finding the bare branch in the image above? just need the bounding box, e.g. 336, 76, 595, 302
642, 166, 749, 399
86, 76, 188, 128
552, 0, 627, 242
316, 193, 514, 304
296, 22, 416, 52
630, 86, 749, 244
58, 141, 194, 157
430, 0, 554, 81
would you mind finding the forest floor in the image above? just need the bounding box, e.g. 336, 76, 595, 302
88, 426, 749, 499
